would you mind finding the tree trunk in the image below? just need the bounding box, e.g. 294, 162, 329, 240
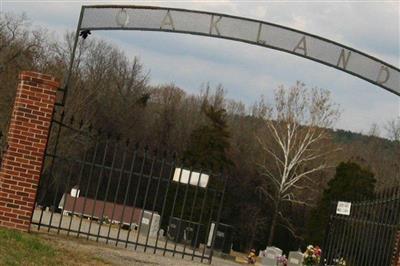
249, 222, 257, 249
267, 200, 280, 246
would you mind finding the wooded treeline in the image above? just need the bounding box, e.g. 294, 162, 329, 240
1, 13, 399, 253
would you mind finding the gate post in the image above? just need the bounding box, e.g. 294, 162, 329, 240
0, 71, 59, 231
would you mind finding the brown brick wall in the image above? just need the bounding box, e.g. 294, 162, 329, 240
0, 71, 59, 231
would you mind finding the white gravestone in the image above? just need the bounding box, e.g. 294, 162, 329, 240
288, 251, 303, 266
140, 211, 160, 237
260, 246, 282, 266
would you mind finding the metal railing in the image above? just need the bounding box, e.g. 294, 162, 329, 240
322, 187, 400, 266
31, 111, 227, 264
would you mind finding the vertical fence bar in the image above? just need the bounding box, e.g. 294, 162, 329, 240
106, 144, 129, 244
77, 139, 100, 237
358, 193, 376, 265
37, 111, 64, 231
321, 201, 335, 264
323, 201, 337, 264
134, 150, 157, 250
371, 188, 389, 266
86, 138, 110, 240
391, 188, 400, 265
342, 199, 361, 263
47, 157, 65, 232
192, 175, 210, 261
350, 202, 364, 265
208, 175, 228, 264
328, 212, 342, 262
362, 191, 381, 266
338, 212, 351, 261
115, 146, 138, 246
153, 157, 175, 254
382, 187, 399, 264
124, 147, 148, 248
352, 200, 368, 264
371, 190, 390, 266
335, 214, 348, 258
66, 148, 90, 236
182, 169, 203, 258
381, 187, 400, 265
172, 167, 194, 257
61, 6, 84, 106
144, 154, 166, 252
96, 139, 119, 242
163, 166, 184, 256
57, 159, 75, 234
376, 189, 391, 266
389, 188, 400, 266
201, 188, 217, 263
358, 201, 372, 266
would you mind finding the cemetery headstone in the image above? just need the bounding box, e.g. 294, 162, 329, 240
288, 251, 304, 266
140, 211, 160, 237
260, 246, 282, 266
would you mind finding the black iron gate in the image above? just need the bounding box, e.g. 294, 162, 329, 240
322, 187, 400, 266
31, 110, 228, 263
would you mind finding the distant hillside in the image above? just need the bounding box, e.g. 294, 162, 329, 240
331, 129, 399, 188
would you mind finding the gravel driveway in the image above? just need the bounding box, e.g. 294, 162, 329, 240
31, 209, 241, 266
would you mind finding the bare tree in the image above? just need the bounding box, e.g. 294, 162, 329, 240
385, 118, 400, 183
0, 13, 49, 133
255, 82, 340, 245
368, 123, 381, 137
386, 118, 400, 142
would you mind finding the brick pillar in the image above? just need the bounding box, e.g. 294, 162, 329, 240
0, 71, 59, 231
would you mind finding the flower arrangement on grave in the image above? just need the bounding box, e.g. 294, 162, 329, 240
303, 245, 321, 266
100, 215, 110, 224
276, 254, 288, 266
333, 257, 346, 266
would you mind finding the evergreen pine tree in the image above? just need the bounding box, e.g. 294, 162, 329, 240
307, 161, 376, 244
183, 105, 232, 172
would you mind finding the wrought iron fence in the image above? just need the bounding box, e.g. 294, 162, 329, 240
322, 187, 400, 266
31, 110, 228, 263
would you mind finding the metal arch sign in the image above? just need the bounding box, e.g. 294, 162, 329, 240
74, 5, 400, 96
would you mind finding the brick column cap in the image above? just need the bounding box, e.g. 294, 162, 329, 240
19, 71, 60, 88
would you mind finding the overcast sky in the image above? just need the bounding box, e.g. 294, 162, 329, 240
2, 1, 399, 135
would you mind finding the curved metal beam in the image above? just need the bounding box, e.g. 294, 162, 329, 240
76, 5, 399, 96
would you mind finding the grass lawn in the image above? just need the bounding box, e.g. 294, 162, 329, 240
0, 226, 240, 266
0, 227, 108, 265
